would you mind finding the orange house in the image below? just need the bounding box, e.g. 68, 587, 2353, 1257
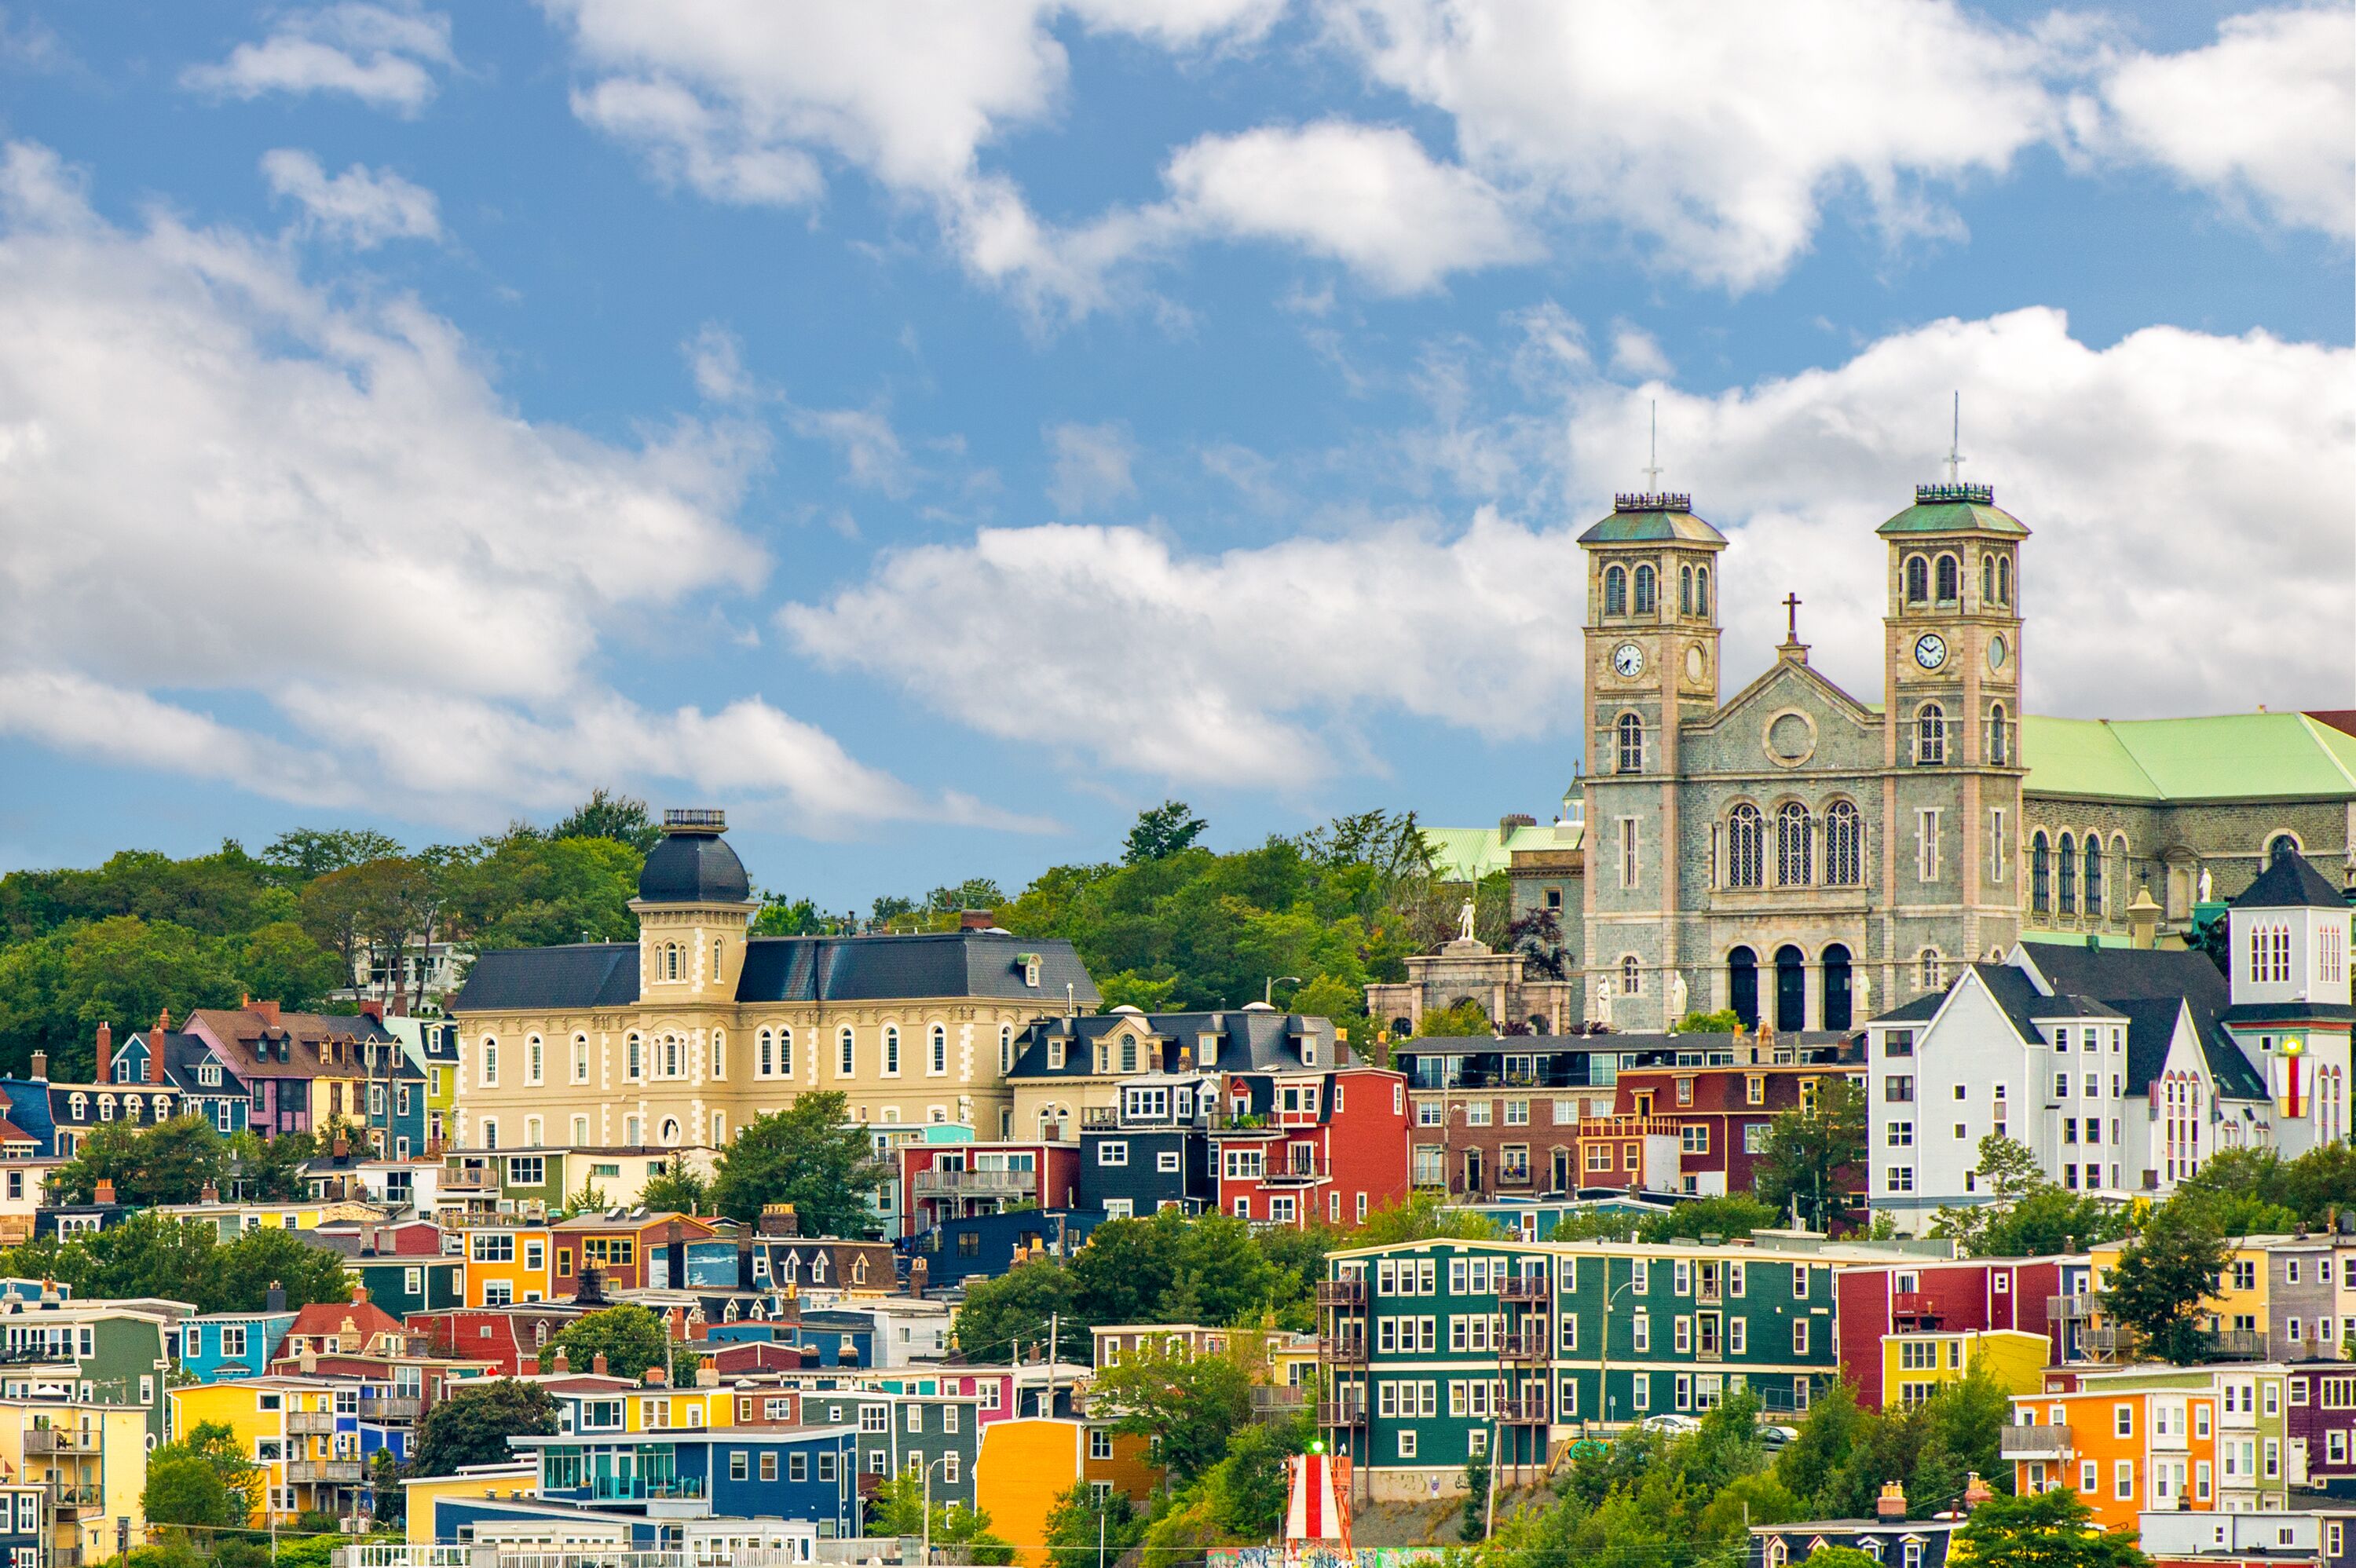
975, 1419, 1158, 1567
551, 1210, 717, 1292
2005, 1370, 2275, 1531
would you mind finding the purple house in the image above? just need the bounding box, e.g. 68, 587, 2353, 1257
2289, 1362, 2356, 1495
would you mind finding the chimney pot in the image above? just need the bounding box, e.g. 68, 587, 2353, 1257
93, 1179, 115, 1205
592, 1351, 609, 1376
551, 1347, 569, 1374
94, 1023, 112, 1083
1877, 1482, 1908, 1521
644, 1364, 668, 1387
28, 1052, 46, 1084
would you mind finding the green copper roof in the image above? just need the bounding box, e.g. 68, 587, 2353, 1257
1576, 494, 1728, 546
1423, 822, 1582, 882
2025, 712, 2356, 802
1875, 484, 2030, 538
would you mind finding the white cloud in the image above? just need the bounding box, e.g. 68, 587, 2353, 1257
1323, 0, 2062, 291
1160, 121, 1534, 292
2094, 5, 2354, 238
1608, 322, 1670, 379
789, 404, 915, 497
0, 141, 952, 832
782, 306, 2353, 784
1045, 421, 1136, 514
261, 150, 441, 248
181, 3, 456, 114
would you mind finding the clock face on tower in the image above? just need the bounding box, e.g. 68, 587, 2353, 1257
1612, 643, 1644, 678
1913, 633, 1947, 671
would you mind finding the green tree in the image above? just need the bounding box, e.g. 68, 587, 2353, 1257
1755, 1076, 1868, 1231
2106, 1201, 2230, 1364
232, 1128, 320, 1201
865, 1475, 1015, 1563
1635, 1193, 1780, 1244
238, 920, 346, 1010
1350, 1193, 1508, 1247
143, 1421, 258, 1530
751, 894, 835, 936
1673, 1008, 1743, 1034
1042, 1482, 1146, 1568
46, 1115, 232, 1207
1410, 998, 1493, 1039
639, 1159, 710, 1216
540, 1306, 675, 1380
1935, 1135, 2122, 1257
0, 1211, 348, 1313
1089, 1340, 1253, 1484
949, 1258, 1081, 1362
1124, 801, 1209, 864
409, 1380, 558, 1476
262, 829, 404, 885
441, 829, 644, 950
707, 1092, 887, 1234
1798, 1550, 1885, 1568
62, 917, 245, 1057
1954, 1486, 2152, 1568
212, 1225, 352, 1313
1069, 1209, 1294, 1329
550, 790, 662, 853
370, 1448, 404, 1526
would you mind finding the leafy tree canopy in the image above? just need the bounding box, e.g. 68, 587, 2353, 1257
2105, 1200, 2231, 1364
550, 789, 661, 853
540, 1305, 676, 1381
1124, 801, 1209, 864
1955, 1486, 2153, 1568
0, 1211, 347, 1314
708, 1091, 887, 1234
1755, 1076, 1868, 1234
409, 1380, 557, 1477
46, 1115, 234, 1207
1091, 1339, 1255, 1484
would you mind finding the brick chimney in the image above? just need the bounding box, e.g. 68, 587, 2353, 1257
358, 1000, 384, 1025
1961, 1473, 1995, 1512
1876, 1481, 1907, 1521
199, 1180, 219, 1204
94, 1023, 112, 1084
551, 1346, 569, 1375
151, 1009, 169, 1084
958, 909, 995, 931
644, 1364, 668, 1387
252, 999, 280, 1026
592, 1351, 609, 1376
28, 1052, 46, 1083
93, 1179, 115, 1206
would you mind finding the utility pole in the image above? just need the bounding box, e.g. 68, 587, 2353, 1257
1046, 1313, 1059, 1415
1097, 1504, 1107, 1568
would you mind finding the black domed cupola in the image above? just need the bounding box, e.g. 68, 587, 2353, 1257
638, 808, 752, 905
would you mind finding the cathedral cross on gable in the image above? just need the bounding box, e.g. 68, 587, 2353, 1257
1782, 592, 1802, 643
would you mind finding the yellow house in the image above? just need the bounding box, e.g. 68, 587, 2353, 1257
455, 1219, 556, 1306
2087, 1236, 2284, 1355
9, 1404, 148, 1566
152, 1199, 388, 1239
171, 1376, 369, 1524
1882, 1329, 2051, 1409
617, 1382, 733, 1433
402, 1463, 537, 1545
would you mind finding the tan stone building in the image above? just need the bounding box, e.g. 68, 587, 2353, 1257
447, 811, 1099, 1152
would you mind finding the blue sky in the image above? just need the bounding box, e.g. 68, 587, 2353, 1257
0, 0, 2348, 911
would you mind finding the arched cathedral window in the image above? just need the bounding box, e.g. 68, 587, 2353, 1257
1988, 702, 2009, 766
1695, 565, 1710, 616
1996, 555, 2010, 604
1604, 565, 1626, 616
1616, 713, 1644, 774
1680, 565, 1693, 616
1982, 554, 1996, 604
1824, 801, 1861, 886
1914, 704, 1946, 765
2031, 832, 2051, 914
1935, 554, 1960, 603
2084, 832, 2104, 917
1776, 802, 1813, 886
1620, 956, 1641, 995
1725, 804, 1764, 889
1904, 555, 1929, 603
2057, 834, 2077, 913
1919, 950, 1943, 990
1633, 564, 1656, 616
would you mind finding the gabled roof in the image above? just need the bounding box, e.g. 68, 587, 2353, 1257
1009, 1007, 1346, 1079
1698, 648, 1879, 737
2234, 853, 2347, 911
2018, 940, 2266, 1099
1421, 821, 1579, 882
184, 1007, 408, 1082
2022, 712, 2356, 802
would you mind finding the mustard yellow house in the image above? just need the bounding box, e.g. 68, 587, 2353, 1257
172, 1377, 371, 1524
1882, 1328, 2050, 1409
13, 1405, 148, 1566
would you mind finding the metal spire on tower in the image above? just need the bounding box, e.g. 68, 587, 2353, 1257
1641, 399, 1663, 492
1944, 390, 1966, 484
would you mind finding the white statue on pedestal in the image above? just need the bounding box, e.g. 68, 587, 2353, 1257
2198, 865, 2214, 903
1853, 971, 1871, 1024
1588, 976, 1613, 1028
1456, 898, 1477, 944
1667, 970, 1688, 1029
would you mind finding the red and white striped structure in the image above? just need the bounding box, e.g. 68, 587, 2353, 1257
1282, 1449, 1353, 1555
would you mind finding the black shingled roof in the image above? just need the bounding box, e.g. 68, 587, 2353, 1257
2021, 940, 2267, 1099
1010, 1007, 1342, 1078
450, 944, 641, 1013
2233, 853, 2348, 912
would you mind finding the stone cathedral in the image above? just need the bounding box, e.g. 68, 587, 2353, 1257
1387, 478, 2356, 1040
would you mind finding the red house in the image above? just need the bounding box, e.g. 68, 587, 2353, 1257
1209, 1065, 1410, 1229
896, 1140, 1084, 1240
1835, 1256, 2069, 1408
1612, 1055, 1864, 1197
408, 1305, 582, 1376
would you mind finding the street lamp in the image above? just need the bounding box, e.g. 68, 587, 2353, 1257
919, 1454, 955, 1566
1596, 1271, 1641, 1431
1264, 975, 1304, 1007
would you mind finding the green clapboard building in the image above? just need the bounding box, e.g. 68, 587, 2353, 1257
1319, 1236, 1907, 1499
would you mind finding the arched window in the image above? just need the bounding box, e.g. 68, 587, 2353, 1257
1726, 804, 1765, 888
1904, 555, 1929, 603
1695, 566, 1710, 616
1824, 801, 1861, 886
524, 1115, 543, 1146
2084, 834, 2104, 918
624, 1033, 640, 1080
1996, 555, 2010, 605
1774, 945, 1805, 1033
838, 1026, 855, 1076
712, 1028, 726, 1080
1982, 554, 1995, 604
2031, 832, 2051, 914
663, 1034, 682, 1076
1633, 565, 1656, 616
1918, 950, 1942, 990
1935, 554, 1959, 602
929, 1024, 947, 1075
1988, 701, 2009, 766
1727, 947, 1759, 1029
999, 1025, 1013, 1075
2270, 834, 2301, 867
1620, 956, 1641, 995
1822, 945, 1853, 1032
1915, 704, 1946, 765
884, 1025, 902, 1075
2057, 834, 2077, 914
1776, 802, 1813, 886
1680, 565, 1693, 616
1604, 565, 1627, 616
1617, 713, 1644, 773
573, 1034, 588, 1084
777, 1027, 793, 1079
527, 1035, 543, 1085
759, 1028, 774, 1076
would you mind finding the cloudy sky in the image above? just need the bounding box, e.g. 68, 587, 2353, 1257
0, 1, 2349, 906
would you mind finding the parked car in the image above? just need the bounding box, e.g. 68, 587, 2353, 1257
1635, 1413, 1702, 1436
1758, 1424, 1800, 1450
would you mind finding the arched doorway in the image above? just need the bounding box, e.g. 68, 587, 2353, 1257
1727, 947, 1758, 1028
1821, 945, 1853, 1032
1774, 945, 1806, 1033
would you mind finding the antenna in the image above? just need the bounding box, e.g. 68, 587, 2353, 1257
1641, 400, 1663, 492
1944, 391, 1965, 485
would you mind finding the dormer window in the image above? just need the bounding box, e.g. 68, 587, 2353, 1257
1302, 1040, 1318, 1067
1019, 953, 1042, 988
1198, 1034, 1218, 1068
1048, 1040, 1065, 1070
198, 1063, 220, 1087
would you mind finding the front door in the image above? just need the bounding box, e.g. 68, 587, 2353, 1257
1464, 1150, 1484, 1193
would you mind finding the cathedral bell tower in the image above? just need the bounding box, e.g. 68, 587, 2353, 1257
1877, 481, 2029, 969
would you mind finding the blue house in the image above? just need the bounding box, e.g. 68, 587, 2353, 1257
513, 1425, 860, 1537
898, 1206, 1107, 1284
178, 1310, 298, 1381
115, 1028, 250, 1136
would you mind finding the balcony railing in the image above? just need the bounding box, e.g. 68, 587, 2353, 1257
50, 1488, 100, 1518
23, 1428, 94, 1454
1250, 1387, 1308, 1420
1320, 1334, 1368, 1366
441, 1168, 496, 1191
2207, 1329, 2270, 1361
1319, 1399, 1368, 1427
577, 1475, 704, 1504
2083, 1327, 2136, 1360
286, 1411, 337, 1435
1999, 1424, 2073, 1459
1500, 1396, 1549, 1425
1502, 1275, 1550, 1303
913, 1169, 1037, 1198
1892, 1292, 1941, 1318
287, 1460, 366, 1483
358, 1395, 422, 1420
1081, 1108, 1119, 1129
1499, 1332, 1548, 1363
2047, 1292, 2098, 1321
1315, 1279, 1366, 1310
1262, 1163, 1330, 1186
